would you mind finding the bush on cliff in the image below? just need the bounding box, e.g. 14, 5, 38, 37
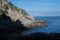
0, 9, 8, 16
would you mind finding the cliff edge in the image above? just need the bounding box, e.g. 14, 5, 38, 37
0, 0, 47, 28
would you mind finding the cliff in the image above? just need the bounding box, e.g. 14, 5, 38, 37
0, 0, 47, 28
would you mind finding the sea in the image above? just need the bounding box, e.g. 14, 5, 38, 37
21, 16, 60, 35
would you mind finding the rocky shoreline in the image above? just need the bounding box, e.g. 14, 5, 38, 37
15, 32, 60, 40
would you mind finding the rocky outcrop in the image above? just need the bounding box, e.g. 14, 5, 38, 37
0, 0, 47, 28
0, 15, 27, 33
16, 32, 60, 40
0, 15, 27, 40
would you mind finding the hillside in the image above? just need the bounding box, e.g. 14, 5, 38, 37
0, 0, 47, 28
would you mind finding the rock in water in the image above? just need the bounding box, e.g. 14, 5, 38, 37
0, 0, 47, 28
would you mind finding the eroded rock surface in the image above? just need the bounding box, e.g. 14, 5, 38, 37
0, 0, 47, 28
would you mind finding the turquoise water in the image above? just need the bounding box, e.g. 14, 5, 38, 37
22, 16, 60, 35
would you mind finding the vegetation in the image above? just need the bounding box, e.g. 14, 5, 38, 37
0, 0, 2, 5
0, 0, 2, 1
21, 9, 29, 16
0, 9, 8, 16
4, 4, 9, 10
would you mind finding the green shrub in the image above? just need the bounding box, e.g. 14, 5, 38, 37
0, 10, 8, 15
0, 0, 2, 5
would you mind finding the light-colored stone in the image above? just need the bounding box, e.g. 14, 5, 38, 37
0, 0, 47, 28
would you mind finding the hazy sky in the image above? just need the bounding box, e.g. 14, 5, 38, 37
8, 0, 60, 16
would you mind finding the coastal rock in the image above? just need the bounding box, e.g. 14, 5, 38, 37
15, 32, 48, 40
16, 32, 60, 40
0, 0, 47, 28
0, 15, 27, 40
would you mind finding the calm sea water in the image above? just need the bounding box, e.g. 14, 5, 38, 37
22, 16, 60, 35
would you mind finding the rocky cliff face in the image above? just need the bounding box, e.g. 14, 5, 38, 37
0, 0, 47, 28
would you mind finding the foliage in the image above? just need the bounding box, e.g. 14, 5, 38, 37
0, 0, 2, 2
0, 0, 2, 5
21, 9, 29, 16
0, 10, 8, 15
9, 2, 13, 6
4, 4, 9, 10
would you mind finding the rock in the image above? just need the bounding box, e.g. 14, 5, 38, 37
15, 32, 60, 40
0, 15, 27, 32
0, 16, 27, 40
0, 0, 47, 28
0, 15, 27, 40
49, 33, 60, 40
15, 32, 48, 40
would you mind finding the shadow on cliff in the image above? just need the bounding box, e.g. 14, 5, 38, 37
0, 15, 27, 40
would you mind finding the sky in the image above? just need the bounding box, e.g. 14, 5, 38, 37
8, 0, 60, 17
